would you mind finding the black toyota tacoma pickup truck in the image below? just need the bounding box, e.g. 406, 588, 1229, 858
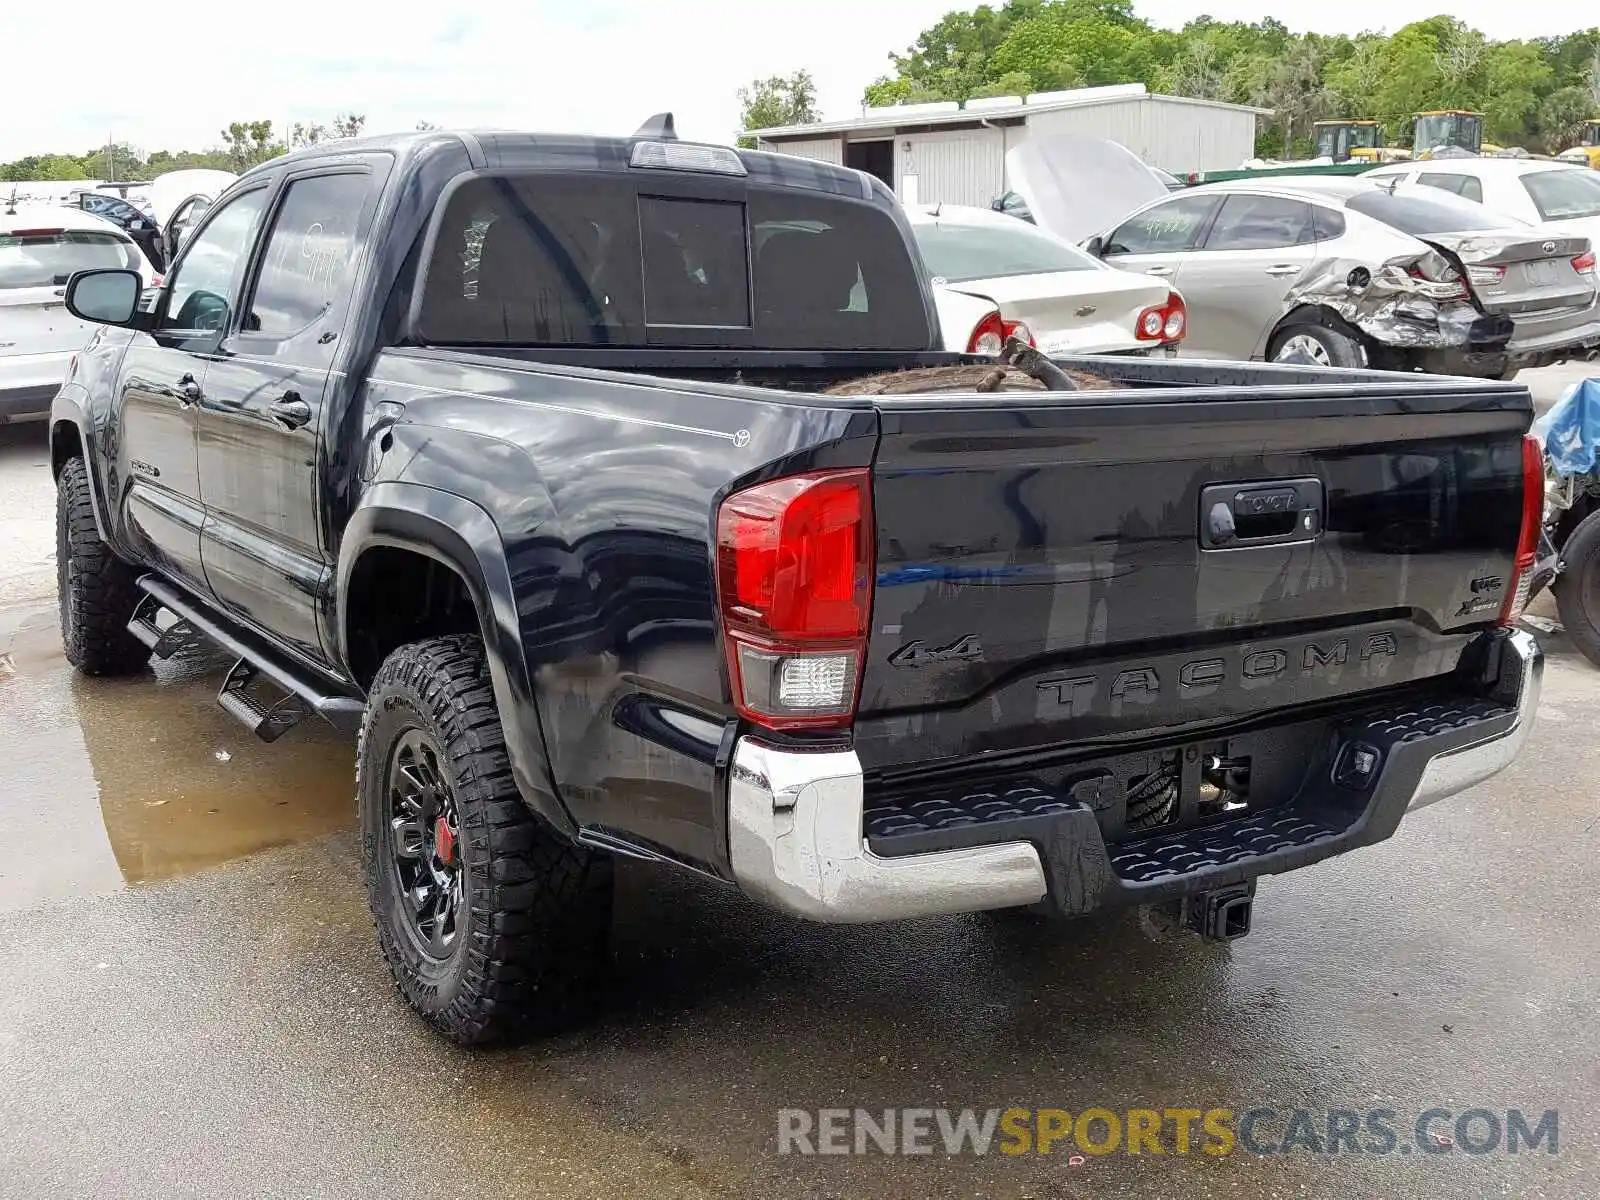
49, 123, 1542, 1044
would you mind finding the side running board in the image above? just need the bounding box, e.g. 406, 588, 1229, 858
129, 577, 365, 741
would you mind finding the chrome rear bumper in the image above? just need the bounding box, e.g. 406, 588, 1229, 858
727, 742, 1047, 923
727, 631, 1541, 923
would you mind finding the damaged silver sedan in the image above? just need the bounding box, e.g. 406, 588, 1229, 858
1008, 137, 1600, 379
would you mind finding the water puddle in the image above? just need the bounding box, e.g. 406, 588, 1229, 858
0, 608, 356, 911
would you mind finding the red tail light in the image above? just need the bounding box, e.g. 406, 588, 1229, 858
1500, 434, 1543, 627
5, 227, 66, 238
1135, 292, 1186, 342
715, 469, 874, 730
966, 310, 1006, 355
1573, 249, 1596, 276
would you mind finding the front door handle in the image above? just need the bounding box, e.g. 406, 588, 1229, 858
177, 373, 203, 406
268, 392, 312, 430
1265, 264, 1302, 277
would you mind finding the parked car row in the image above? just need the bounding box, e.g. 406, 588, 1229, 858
1, 170, 235, 424
986, 135, 1600, 380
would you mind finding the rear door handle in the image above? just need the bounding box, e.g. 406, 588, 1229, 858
268, 392, 312, 430
1144, 265, 1174, 277
1265, 265, 1302, 277
177, 373, 203, 406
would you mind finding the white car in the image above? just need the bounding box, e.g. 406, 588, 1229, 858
1, 205, 158, 425
1363, 158, 1600, 253
905, 204, 1184, 356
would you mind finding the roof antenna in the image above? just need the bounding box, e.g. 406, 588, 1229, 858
633, 112, 678, 140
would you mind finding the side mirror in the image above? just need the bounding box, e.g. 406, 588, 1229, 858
65, 269, 143, 327
1083, 235, 1106, 259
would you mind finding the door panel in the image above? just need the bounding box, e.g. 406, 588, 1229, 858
1099, 192, 1219, 312
113, 187, 270, 591
114, 343, 208, 589
1171, 194, 1320, 360
199, 167, 383, 664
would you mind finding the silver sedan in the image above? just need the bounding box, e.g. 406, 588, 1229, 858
1085, 177, 1600, 378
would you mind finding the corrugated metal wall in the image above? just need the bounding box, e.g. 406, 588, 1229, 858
1023, 99, 1254, 173
893, 130, 1005, 207
760, 99, 1257, 205
758, 137, 843, 165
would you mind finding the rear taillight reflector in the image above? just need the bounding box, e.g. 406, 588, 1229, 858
967, 310, 1006, 356
1001, 319, 1034, 347
5, 228, 66, 238
715, 469, 874, 730
1467, 265, 1506, 287
1500, 434, 1543, 627
1573, 249, 1596, 276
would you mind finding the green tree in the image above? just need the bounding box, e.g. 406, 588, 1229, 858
331, 114, 367, 139
736, 71, 820, 146
1537, 85, 1597, 151
35, 154, 88, 181
221, 120, 282, 170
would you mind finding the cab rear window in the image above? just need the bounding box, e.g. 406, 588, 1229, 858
0, 230, 140, 290
415, 173, 930, 349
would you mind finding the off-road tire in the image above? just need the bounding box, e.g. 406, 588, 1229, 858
1268, 323, 1366, 369
56, 456, 149, 675
358, 635, 613, 1044
1553, 509, 1600, 669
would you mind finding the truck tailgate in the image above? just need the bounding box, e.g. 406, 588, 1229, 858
856, 382, 1530, 773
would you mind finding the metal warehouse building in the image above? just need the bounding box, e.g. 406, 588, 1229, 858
750, 83, 1267, 207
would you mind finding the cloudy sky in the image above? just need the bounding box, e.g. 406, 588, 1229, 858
4, 0, 1583, 162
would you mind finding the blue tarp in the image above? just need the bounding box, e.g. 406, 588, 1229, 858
1532, 377, 1600, 476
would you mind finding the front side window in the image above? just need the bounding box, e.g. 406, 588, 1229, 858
1522, 169, 1600, 221
914, 218, 1097, 282
163, 189, 268, 333
1104, 194, 1219, 255
1202, 195, 1316, 250
247, 174, 372, 337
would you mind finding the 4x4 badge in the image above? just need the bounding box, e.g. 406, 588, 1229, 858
888, 634, 984, 668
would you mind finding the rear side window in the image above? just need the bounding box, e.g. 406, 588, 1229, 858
417, 173, 929, 349
1417, 173, 1484, 203
246, 173, 373, 337
1104, 194, 1218, 255
1311, 205, 1346, 240
1346, 186, 1511, 235
0, 230, 140, 290
1522, 169, 1600, 221
1203, 195, 1315, 250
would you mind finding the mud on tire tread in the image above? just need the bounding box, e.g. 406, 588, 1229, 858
56, 456, 149, 675
357, 635, 613, 1045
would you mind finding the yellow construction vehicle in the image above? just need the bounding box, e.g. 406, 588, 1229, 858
1312, 120, 1410, 163
1558, 120, 1600, 168
1412, 110, 1487, 158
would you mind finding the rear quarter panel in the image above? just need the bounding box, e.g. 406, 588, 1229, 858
358, 350, 876, 873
